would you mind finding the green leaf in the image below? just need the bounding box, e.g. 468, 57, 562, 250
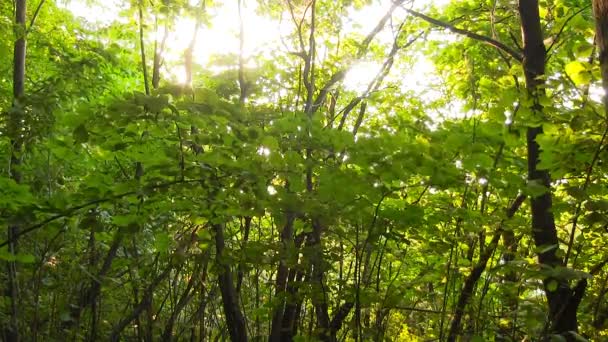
15, 253, 36, 263
72, 123, 89, 144
154, 232, 172, 253
261, 135, 279, 151
537, 244, 558, 255
525, 179, 549, 198
197, 229, 212, 242
0, 248, 36, 264
564, 61, 591, 86
547, 280, 558, 292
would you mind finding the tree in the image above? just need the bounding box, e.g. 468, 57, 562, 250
2, 0, 608, 341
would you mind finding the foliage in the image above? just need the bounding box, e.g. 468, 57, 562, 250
1, 0, 608, 341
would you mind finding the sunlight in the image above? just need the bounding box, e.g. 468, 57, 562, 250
344, 62, 382, 93
63, 0, 124, 24
64, 0, 448, 97
64, 0, 422, 87
13, 1, 603, 339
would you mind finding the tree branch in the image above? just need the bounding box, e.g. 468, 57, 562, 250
310, 0, 405, 114
546, 5, 591, 58
0, 179, 204, 248
138, 0, 151, 95
26, 0, 46, 34
446, 194, 526, 341
405, 8, 523, 62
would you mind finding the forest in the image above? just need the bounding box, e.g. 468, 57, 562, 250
1, 0, 608, 341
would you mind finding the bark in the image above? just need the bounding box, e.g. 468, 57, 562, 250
518, 1, 586, 339
151, 20, 168, 90
213, 223, 248, 342
593, 0, 608, 109
310, 219, 331, 342
4, 2, 27, 340
280, 266, 305, 340
110, 263, 173, 342
66, 232, 122, 327
269, 213, 296, 342
447, 195, 525, 341
238, 0, 247, 104
236, 216, 252, 295
138, 0, 150, 95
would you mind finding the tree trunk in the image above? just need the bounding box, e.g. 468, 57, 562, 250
4, 1, 27, 340
269, 213, 295, 342
447, 195, 525, 341
593, 0, 608, 109
213, 223, 248, 342
518, 1, 586, 339
310, 220, 331, 342
137, 0, 150, 95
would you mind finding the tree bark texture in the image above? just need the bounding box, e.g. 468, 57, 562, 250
213, 223, 248, 342
4, 1, 27, 341
518, 1, 587, 339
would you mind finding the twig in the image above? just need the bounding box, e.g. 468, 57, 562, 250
546, 5, 591, 58
310, 0, 406, 115
26, 0, 46, 34
405, 8, 523, 62
0, 179, 204, 248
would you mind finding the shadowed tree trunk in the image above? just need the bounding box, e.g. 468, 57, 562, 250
447, 195, 526, 341
213, 223, 248, 342
4, 1, 27, 341
406, 2, 590, 339
518, 1, 587, 339
593, 0, 608, 108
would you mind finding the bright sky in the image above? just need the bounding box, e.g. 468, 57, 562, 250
63, 0, 460, 119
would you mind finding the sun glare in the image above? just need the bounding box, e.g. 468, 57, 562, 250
344, 62, 383, 93
64, 0, 448, 100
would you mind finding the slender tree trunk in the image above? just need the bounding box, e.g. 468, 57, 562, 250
152, 19, 168, 90
161, 257, 203, 341
236, 216, 252, 295
269, 213, 295, 342
213, 223, 248, 342
281, 266, 305, 340
110, 263, 173, 342
238, 0, 247, 104
138, 0, 150, 95
447, 195, 525, 341
518, 1, 586, 339
279, 232, 307, 340
310, 220, 331, 342
4, 2, 27, 340
67, 232, 122, 327
593, 0, 608, 110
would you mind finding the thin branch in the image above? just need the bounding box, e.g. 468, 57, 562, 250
0, 179, 204, 248
447, 194, 526, 340
564, 125, 608, 266
546, 5, 591, 58
304, 0, 316, 115
138, 0, 151, 95
26, 0, 46, 34
285, 0, 308, 56
310, 0, 405, 114
238, 0, 247, 104
390, 306, 443, 314
405, 8, 523, 62
336, 29, 423, 131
